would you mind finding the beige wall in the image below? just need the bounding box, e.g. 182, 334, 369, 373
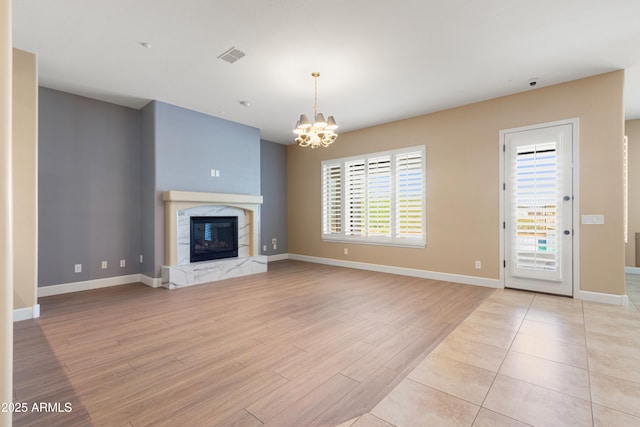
288, 71, 625, 296
1, 0, 13, 423
625, 119, 640, 267
12, 48, 37, 312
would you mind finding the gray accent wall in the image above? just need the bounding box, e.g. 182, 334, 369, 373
260, 140, 288, 255
38, 88, 141, 286
39, 92, 283, 286
154, 101, 260, 195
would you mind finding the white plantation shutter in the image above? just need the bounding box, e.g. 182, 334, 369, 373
367, 156, 392, 236
322, 162, 342, 235
345, 160, 366, 236
396, 151, 424, 239
512, 141, 560, 276
321, 146, 425, 247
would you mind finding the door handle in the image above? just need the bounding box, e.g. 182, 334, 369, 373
563, 196, 571, 201
563, 230, 571, 235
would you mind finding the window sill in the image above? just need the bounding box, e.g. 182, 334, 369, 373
322, 236, 425, 249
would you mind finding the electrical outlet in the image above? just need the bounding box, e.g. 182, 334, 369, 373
120, 259, 126, 268
271, 238, 277, 245
74, 264, 82, 273
475, 260, 481, 269
263, 245, 267, 252
344, 248, 349, 255
101, 261, 108, 269
140, 254, 143, 263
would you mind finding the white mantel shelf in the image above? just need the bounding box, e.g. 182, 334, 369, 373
162, 190, 266, 289
163, 190, 263, 205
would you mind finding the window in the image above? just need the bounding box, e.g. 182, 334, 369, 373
322, 145, 426, 247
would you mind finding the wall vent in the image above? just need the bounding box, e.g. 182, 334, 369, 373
217, 47, 246, 64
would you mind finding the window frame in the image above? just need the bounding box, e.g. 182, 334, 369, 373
321, 145, 426, 248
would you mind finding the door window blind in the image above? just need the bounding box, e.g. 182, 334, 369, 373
512, 142, 559, 272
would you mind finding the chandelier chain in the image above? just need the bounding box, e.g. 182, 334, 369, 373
313, 74, 318, 118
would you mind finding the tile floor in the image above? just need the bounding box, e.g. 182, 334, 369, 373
338, 275, 640, 427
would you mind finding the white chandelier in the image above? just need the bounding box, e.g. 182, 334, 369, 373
294, 72, 338, 148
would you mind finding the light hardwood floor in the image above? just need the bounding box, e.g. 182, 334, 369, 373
13, 260, 493, 426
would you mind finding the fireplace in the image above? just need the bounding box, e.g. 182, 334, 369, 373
161, 191, 266, 290
190, 216, 238, 262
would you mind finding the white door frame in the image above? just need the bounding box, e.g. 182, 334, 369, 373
499, 118, 580, 296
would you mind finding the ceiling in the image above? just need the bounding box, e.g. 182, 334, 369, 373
12, 0, 640, 145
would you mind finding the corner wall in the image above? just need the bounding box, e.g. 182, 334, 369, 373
12, 48, 37, 315
1, 0, 13, 422
140, 102, 157, 278
260, 139, 288, 256
288, 71, 626, 296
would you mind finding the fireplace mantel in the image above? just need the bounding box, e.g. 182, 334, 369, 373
163, 190, 263, 266
163, 190, 263, 206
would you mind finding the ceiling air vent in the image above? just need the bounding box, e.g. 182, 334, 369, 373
217, 47, 246, 64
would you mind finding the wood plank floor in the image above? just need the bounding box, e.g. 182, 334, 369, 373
13, 260, 494, 426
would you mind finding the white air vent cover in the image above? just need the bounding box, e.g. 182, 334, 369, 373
218, 47, 246, 64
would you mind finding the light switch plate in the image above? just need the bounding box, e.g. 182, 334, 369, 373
581, 214, 604, 225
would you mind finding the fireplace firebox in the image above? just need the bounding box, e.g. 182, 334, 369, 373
190, 216, 238, 262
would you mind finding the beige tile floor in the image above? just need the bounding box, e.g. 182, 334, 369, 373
338, 275, 640, 427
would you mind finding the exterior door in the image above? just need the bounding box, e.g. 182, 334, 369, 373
504, 123, 573, 296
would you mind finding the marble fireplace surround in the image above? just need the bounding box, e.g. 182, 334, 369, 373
161, 191, 266, 289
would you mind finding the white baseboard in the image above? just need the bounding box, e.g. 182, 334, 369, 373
575, 290, 629, 306
267, 253, 290, 262
35, 260, 629, 307
13, 304, 40, 322
140, 274, 163, 288
38, 274, 143, 297
288, 254, 502, 289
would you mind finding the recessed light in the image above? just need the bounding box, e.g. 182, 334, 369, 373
139, 41, 152, 49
